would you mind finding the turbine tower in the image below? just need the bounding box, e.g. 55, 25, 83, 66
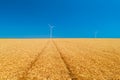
95, 31, 98, 38
48, 24, 54, 39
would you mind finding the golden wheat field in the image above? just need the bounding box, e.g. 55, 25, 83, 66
0, 39, 120, 80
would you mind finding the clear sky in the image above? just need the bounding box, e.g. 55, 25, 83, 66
0, 0, 120, 38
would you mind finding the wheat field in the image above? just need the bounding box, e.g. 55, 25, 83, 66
0, 39, 120, 80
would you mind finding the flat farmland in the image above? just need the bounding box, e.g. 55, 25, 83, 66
0, 39, 120, 80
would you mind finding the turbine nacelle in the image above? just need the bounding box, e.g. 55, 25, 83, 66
48, 24, 55, 29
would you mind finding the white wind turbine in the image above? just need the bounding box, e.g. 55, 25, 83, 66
95, 31, 98, 38
48, 24, 54, 39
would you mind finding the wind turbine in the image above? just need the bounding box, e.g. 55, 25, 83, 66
48, 24, 54, 39
95, 31, 98, 38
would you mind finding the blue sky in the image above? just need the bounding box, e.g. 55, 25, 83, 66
0, 0, 120, 38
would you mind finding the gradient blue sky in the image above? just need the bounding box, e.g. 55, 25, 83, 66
0, 0, 120, 38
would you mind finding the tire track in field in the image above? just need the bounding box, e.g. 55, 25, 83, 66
52, 40, 77, 80
56, 39, 120, 79
19, 40, 50, 80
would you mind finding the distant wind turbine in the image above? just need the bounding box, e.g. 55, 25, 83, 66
95, 31, 98, 38
48, 24, 55, 39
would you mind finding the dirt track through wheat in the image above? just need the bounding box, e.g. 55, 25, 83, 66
52, 40, 76, 80
22, 40, 71, 80
19, 41, 50, 80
